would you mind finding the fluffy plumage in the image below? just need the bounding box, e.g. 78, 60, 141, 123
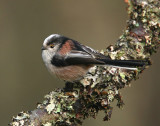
42, 34, 148, 82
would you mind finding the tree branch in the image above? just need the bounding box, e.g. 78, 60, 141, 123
10, 0, 160, 126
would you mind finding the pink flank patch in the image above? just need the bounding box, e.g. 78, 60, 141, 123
59, 40, 73, 55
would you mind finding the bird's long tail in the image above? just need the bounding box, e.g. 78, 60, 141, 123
100, 59, 150, 70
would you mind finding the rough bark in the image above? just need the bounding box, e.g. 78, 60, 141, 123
10, 0, 160, 126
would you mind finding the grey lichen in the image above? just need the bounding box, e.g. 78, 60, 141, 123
10, 0, 160, 126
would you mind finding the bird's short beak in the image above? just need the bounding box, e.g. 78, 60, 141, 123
41, 46, 46, 50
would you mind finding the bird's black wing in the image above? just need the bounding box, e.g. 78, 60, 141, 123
73, 42, 147, 67
64, 50, 105, 65
72, 41, 108, 60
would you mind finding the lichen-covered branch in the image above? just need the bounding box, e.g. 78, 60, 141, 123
10, 0, 160, 126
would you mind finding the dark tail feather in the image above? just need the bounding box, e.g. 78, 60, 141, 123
100, 59, 150, 68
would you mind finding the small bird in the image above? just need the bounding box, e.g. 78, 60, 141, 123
42, 34, 147, 82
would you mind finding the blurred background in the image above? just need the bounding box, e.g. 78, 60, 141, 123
0, 0, 160, 126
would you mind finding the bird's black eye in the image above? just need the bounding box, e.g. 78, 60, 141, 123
50, 44, 54, 48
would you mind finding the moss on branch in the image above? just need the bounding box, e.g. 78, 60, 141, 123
10, 0, 160, 126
